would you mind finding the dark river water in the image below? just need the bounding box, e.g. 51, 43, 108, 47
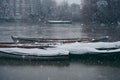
0, 22, 120, 80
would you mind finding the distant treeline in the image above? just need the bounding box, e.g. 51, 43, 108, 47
0, 0, 120, 24
0, 0, 81, 22
81, 0, 120, 24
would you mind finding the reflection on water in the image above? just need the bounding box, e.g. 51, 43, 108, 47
0, 22, 120, 80
82, 24, 120, 41
0, 58, 120, 80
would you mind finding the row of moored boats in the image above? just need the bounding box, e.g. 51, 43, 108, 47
0, 36, 120, 60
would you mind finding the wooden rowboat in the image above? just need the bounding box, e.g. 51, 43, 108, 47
0, 35, 110, 49
11, 36, 109, 43
0, 42, 59, 49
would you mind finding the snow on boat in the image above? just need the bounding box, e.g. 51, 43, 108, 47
0, 48, 69, 60
0, 41, 120, 60
47, 20, 72, 24
0, 42, 68, 60
56, 41, 120, 55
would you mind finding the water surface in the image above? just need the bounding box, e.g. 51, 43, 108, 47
0, 22, 120, 80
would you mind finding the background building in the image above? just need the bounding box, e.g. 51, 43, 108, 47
0, 0, 41, 20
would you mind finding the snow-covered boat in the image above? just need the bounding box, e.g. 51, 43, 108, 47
0, 42, 68, 60
56, 41, 120, 55
0, 41, 120, 60
0, 48, 69, 60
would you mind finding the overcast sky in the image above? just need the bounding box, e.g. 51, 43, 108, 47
56, 0, 82, 4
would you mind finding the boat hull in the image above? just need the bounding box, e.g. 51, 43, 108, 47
0, 51, 69, 60
0, 42, 55, 49
11, 36, 109, 43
